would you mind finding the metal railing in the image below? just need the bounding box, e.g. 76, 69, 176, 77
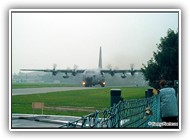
60, 94, 160, 128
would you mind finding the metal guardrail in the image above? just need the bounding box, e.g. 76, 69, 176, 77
60, 94, 161, 128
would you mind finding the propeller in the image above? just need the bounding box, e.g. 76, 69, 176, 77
130, 64, 135, 76
73, 64, 78, 69
53, 64, 57, 70
52, 64, 57, 76
72, 64, 78, 76
107, 64, 112, 69
107, 64, 115, 76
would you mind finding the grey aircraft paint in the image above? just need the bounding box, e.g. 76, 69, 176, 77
21, 47, 140, 87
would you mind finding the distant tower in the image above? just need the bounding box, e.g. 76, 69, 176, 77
98, 46, 102, 69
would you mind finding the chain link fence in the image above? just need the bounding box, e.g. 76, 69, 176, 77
60, 93, 160, 128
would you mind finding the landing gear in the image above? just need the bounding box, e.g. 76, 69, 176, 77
83, 82, 93, 87
85, 84, 92, 87
100, 84, 105, 87
100, 81, 106, 87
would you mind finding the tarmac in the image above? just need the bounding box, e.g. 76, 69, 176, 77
11, 86, 97, 129
12, 86, 97, 95
11, 114, 81, 129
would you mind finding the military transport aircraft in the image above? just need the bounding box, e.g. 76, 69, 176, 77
21, 47, 141, 87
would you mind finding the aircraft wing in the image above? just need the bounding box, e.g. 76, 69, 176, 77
100, 69, 141, 77
101, 69, 141, 73
20, 69, 85, 76
21, 69, 55, 72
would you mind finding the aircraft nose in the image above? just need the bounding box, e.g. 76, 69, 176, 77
85, 73, 93, 79
85, 76, 93, 83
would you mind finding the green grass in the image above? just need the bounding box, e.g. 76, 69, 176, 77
12, 87, 148, 116
12, 83, 81, 89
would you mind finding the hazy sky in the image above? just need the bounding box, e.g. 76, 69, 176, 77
12, 10, 178, 74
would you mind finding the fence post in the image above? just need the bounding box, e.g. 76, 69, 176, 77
174, 80, 178, 98
145, 90, 147, 98
110, 89, 121, 107
94, 110, 99, 128
145, 88, 153, 98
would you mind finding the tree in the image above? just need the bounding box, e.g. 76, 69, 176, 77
141, 29, 178, 88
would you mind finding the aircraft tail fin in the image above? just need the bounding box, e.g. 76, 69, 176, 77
98, 46, 102, 69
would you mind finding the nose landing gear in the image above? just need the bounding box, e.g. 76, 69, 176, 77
83, 77, 93, 87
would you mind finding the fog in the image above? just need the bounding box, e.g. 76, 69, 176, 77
11, 10, 178, 73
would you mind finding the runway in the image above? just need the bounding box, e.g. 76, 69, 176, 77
12, 87, 97, 96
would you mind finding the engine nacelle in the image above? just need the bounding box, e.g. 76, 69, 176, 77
72, 70, 77, 76
110, 70, 115, 76
121, 74, 126, 78
131, 71, 135, 76
52, 71, 57, 76
63, 75, 69, 78
63, 73, 69, 78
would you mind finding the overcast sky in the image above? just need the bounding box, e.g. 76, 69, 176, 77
11, 10, 178, 74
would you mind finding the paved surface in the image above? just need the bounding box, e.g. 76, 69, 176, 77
11, 87, 99, 129
11, 87, 98, 129
11, 114, 81, 129
12, 87, 97, 95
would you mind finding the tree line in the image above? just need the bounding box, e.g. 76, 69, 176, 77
141, 29, 178, 88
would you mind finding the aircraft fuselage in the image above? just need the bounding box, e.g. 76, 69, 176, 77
82, 69, 105, 87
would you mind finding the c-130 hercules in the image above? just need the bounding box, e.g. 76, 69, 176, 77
21, 47, 141, 87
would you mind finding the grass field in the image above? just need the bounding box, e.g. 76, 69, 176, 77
12, 87, 148, 116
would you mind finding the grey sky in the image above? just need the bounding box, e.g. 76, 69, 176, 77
12, 11, 178, 74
